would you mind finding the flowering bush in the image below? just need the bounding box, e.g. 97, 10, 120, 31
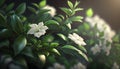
0, 0, 88, 69
0, 0, 120, 69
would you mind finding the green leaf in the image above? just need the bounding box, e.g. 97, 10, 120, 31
60, 8, 72, 16
5, 3, 14, 12
0, 0, 5, 7
0, 13, 6, 27
15, 3, 26, 14
51, 48, 61, 55
42, 35, 54, 43
32, 3, 39, 8
50, 42, 59, 47
57, 33, 67, 41
13, 35, 27, 55
45, 20, 59, 26
54, 16, 62, 23
10, 14, 24, 34
28, 6, 36, 13
86, 8, 93, 17
68, 1, 73, 9
83, 23, 90, 31
74, 1, 80, 8
77, 45, 87, 53
62, 45, 88, 61
22, 47, 34, 58
39, 0, 46, 7
74, 8, 83, 12
0, 29, 12, 39
0, 40, 9, 48
69, 16, 83, 22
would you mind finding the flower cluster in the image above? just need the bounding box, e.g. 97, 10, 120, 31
85, 15, 115, 55
68, 33, 86, 46
27, 22, 48, 38
85, 15, 115, 42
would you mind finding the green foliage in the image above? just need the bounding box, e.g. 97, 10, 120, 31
13, 35, 27, 55
0, 0, 90, 69
15, 3, 26, 15
86, 8, 93, 17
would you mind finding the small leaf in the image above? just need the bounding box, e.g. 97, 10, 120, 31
39, 0, 46, 7
42, 35, 54, 43
0, 29, 12, 39
32, 3, 39, 8
45, 20, 59, 26
54, 16, 62, 23
10, 14, 24, 34
86, 8, 93, 17
0, 13, 6, 27
50, 42, 59, 47
57, 33, 67, 41
74, 1, 80, 8
13, 35, 27, 55
22, 47, 34, 58
5, 3, 14, 12
15, 3, 26, 14
74, 8, 83, 12
60, 8, 72, 16
68, 1, 73, 9
51, 48, 61, 55
0, 0, 5, 7
28, 6, 36, 13
70, 16, 83, 22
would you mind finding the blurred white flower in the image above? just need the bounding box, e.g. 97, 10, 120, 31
9, 63, 21, 69
48, 63, 65, 69
71, 62, 86, 69
91, 44, 101, 55
27, 22, 48, 38
112, 62, 119, 69
68, 33, 86, 46
91, 40, 111, 55
43, 5, 56, 17
85, 15, 116, 42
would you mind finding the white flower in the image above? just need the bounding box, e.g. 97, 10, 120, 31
71, 62, 86, 69
85, 15, 116, 42
43, 5, 56, 17
91, 40, 111, 55
27, 22, 48, 38
48, 63, 65, 69
112, 62, 119, 69
91, 44, 101, 55
68, 33, 86, 46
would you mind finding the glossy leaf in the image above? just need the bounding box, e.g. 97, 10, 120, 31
39, 0, 46, 7
13, 35, 27, 55
68, 1, 73, 9
10, 14, 23, 34
45, 20, 59, 26
22, 47, 34, 58
51, 48, 61, 55
86, 8, 93, 17
16, 3, 26, 14
62, 45, 88, 61
57, 33, 67, 41
0, 29, 12, 39
5, 3, 14, 12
